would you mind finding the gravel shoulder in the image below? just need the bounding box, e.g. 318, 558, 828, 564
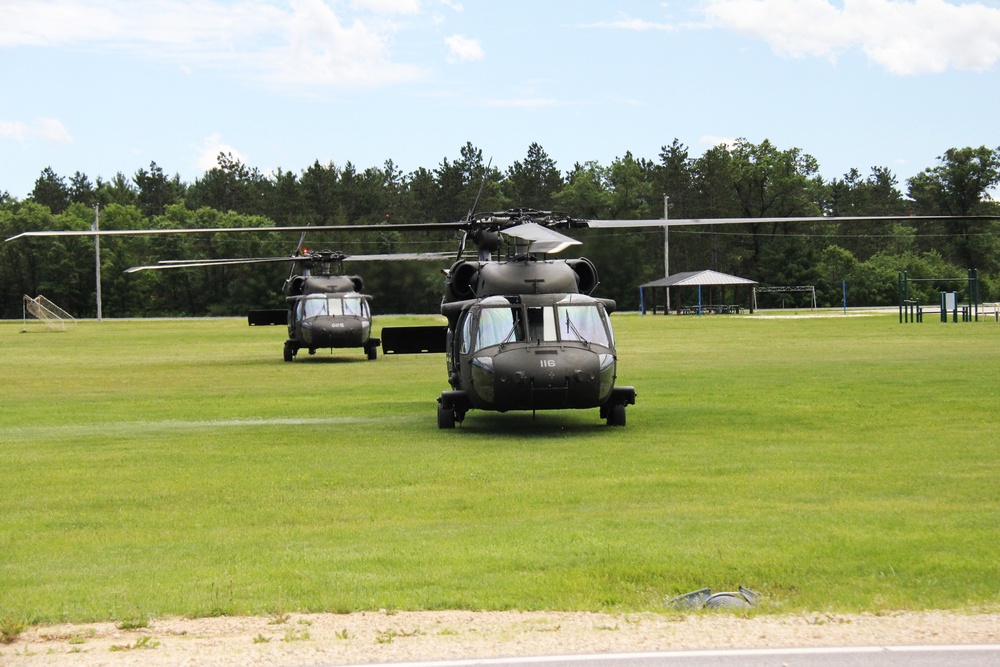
2, 610, 998, 666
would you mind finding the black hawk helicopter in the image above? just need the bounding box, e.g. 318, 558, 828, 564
378, 209, 637, 429
125, 244, 452, 362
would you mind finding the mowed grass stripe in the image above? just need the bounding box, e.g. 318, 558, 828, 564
1, 313, 998, 623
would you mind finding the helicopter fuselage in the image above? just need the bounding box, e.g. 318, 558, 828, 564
281, 274, 379, 361
430, 257, 635, 427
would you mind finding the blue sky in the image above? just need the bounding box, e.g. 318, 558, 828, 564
2, 0, 999, 202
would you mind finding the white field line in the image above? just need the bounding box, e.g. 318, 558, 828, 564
3, 416, 413, 439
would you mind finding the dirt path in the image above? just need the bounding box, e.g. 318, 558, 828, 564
2, 610, 998, 666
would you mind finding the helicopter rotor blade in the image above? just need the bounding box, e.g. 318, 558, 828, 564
5, 221, 468, 242
290, 229, 310, 279
125, 256, 301, 273
124, 251, 454, 273
500, 223, 581, 255
465, 157, 493, 223
344, 252, 455, 262
579, 214, 1000, 229
10, 213, 1000, 244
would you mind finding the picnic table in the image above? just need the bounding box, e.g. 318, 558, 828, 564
678, 305, 742, 315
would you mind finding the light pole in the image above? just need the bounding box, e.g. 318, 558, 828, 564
93, 204, 102, 322
663, 194, 670, 311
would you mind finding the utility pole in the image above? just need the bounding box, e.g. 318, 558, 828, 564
93, 204, 103, 322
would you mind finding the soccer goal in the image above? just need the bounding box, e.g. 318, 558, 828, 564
751, 286, 817, 311
22, 294, 77, 331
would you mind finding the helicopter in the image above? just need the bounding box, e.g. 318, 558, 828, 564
379, 209, 637, 429
126, 246, 452, 362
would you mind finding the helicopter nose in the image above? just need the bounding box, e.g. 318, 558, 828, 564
491, 349, 602, 410
300, 317, 365, 347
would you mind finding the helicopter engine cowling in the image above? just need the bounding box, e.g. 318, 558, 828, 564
288, 275, 307, 296
567, 258, 599, 295
301, 275, 359, 295
446, 261, 481, 301
475, 260, 581, 297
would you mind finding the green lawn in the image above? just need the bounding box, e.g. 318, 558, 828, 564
1, 312, 998, 624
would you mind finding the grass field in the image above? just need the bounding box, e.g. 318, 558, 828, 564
1, 311, 999, 625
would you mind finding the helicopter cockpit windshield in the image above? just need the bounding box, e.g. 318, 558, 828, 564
298, 293, 370, 320
467, 295, 613, 354
557, 300, 612, 347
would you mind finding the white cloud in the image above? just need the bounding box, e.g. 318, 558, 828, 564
350, 0, 421, 14
35, 118, 74, 143
272, 0, 426, 86
0, 1, 282, 50
701, 135, 738, 150
194, 134, 247, 172
481, 98, 559, 108
0, 0, 428, 88
703, 0, 1000, 74
444, 34, 484, 63
0, 121, 27, 142
576, 14, 680, 32
0, 117, 73, 143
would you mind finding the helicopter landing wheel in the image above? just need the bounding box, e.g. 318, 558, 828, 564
283, 342, 296, 362
606, 403, 626, 427
437, 402, 456, 429
366, 343, 378, 360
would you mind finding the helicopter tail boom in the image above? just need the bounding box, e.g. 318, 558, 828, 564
381, 325, 448, 354
248, 309, 287, 326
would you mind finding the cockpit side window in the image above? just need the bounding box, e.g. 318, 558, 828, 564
459, 310, 473, 355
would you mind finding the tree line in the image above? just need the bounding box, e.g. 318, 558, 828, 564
2, 139, 999, 320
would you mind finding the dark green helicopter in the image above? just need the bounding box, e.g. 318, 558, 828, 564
379, 209, 637, 428
126, 246, 450, 362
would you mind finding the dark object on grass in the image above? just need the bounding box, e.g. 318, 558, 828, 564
667, 586, 759, 610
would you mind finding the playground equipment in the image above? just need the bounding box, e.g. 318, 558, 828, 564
898, 269, 980, 323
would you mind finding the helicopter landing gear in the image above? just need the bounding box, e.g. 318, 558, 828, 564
283, 341, 297, 362
438, 402, 456, 429
601, 386, 636, 427
606, 403, 626, 427
365, 339, 379, 361
437, 391, 469, 429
